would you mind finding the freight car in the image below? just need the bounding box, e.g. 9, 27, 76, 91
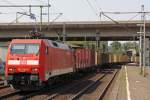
96, 53, 129, 66
75, 48, 95, 72
5, 39, 130, 90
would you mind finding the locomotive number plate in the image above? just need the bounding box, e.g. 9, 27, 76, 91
20, 60, 27, 65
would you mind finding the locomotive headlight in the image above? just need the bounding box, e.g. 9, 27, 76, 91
27, 60, 39, 65
8, 68, 16, 73
31, 68, 38, 73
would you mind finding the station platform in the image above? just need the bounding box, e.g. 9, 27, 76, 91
109, 64, 150, 100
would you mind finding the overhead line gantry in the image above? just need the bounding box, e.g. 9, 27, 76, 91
0, 5, 51, 31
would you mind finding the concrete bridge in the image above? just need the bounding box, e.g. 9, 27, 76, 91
0, 20, 150, 41
0, 20, 150, 64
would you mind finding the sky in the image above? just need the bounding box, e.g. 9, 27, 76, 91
0, 0, 150, 23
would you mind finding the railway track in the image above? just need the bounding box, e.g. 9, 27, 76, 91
0, 68, 120, 100
0, 86, 49, 100
98, 69, 119, 100
0, 88, 47, 100
72, 69, 119, 100
70, 74, 106, 100
0, 81, 4, 86
0, 90, 21, 100
44, 75, 105, 100
0, 81, 24, 100
41, 69, 111, 100
70, 73, 106, 100
18, 73, 100, 100
21, 74, 96, 99
0, 81, 10, 90
0, 75, 90, 100
44, 68, 119, 100
0, 78, 78, 100
0, 85, 9, 90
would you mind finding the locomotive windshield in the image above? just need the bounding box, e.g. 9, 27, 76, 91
11, 44, 39, 54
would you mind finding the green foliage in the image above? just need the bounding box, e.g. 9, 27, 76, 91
99, 41, 108, 53
110, 41, 123, 54
109, 41, 139, 55
122, 42, 139, 54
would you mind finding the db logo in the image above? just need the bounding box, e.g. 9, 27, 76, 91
21, 60, 27, 65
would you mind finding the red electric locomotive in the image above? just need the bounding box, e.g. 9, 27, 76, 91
5, 39, 75, 90
5, 39, 130, 91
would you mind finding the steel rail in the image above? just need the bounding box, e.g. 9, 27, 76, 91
70, 74, 106, 100
71, 69, 119, 100
0, 90, 21, 99
98, 69, 119, 100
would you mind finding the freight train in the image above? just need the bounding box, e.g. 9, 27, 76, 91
5, 39, 130, 90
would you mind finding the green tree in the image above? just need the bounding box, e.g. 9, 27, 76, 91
99, 41, 108, 53
110, 41, 123, 54
122, 42, 139, 55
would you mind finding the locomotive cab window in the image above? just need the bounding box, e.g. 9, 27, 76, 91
11, 44, 39, 54
52, 42, 58, 47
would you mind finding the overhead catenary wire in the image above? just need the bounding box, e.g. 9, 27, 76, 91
0, 0, 32, 23
101, 12, 119, 24
93, 0, 101, 12
127, 13, 140, 22
47, 13, 63, 30
8, 14, 24, 25
145, 13, 150, 18
102, 9, 150, 62
47, 12, 64, 21
100, 12, 140, 34
94, 0, 103, 12
99, 11, 150, 14
85, 0, 99, 17
93, 0, 104, 20
51, 13, 63, 22
85, 0, 136, 34
0, 12, 9, 14
0, 4, 50, 26
0, 0, 50, 21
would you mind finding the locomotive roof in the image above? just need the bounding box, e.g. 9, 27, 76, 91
10, 39, 72, 50
46, 40, 71, 50
11, 39, 42, 44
